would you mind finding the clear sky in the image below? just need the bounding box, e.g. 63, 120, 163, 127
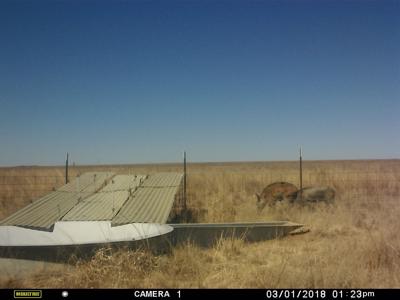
0, 0, 399, 166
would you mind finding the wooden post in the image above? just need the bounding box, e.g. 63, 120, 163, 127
183, 151, 187, 211
299, 147, 303, 201
65, 152, 69, 184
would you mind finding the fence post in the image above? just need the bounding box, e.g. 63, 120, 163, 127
183, 151, 187, 211
65, 152, 69, 184
299, 147, 303, 201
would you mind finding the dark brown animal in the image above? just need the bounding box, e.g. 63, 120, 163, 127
255, 182, 298, 212
295, 186, 335, 204
256, 183, 336, 212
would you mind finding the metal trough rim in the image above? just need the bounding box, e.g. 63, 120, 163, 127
169, 221, 303, 228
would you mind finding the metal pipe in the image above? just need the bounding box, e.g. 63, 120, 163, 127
299, 147, 303, 201
65, 153, 69, 184
183, 151, 187, 211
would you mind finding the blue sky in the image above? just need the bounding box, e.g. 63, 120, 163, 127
0, 0, 399, 166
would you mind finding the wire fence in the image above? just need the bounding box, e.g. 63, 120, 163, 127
0, 172, 398, 198
0, 176, 64, 183
0, 175, 64, 201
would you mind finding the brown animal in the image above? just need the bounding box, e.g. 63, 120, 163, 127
256, 182, 336, 212
255, 182, 298, 212
295, 186, 335, 204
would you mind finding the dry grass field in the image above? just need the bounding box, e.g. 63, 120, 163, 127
0, 159, 399, 288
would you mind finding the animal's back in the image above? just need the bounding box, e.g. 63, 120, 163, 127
256, 182, 298, 211
261, 182, 298, 201
297, 186, 335, 203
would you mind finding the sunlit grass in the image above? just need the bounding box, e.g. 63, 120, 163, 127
1, 160, 399, 288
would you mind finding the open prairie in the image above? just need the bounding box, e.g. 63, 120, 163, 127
1, 159, 399, 288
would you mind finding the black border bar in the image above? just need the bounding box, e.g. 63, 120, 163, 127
0, 288, 398, 300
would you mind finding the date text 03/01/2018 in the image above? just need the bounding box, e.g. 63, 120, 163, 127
265, 290, 375, 299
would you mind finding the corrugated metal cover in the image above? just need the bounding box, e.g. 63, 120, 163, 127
62, 191, 129, 221
58, 172, 115, 193
112, 173, 183, 226
0, 172, 115, 230
0, 172, 182, 230
101, 175, 147, 192
140, 172, 182, 187
0, 191, 90, 230
62, 175, 145, 221
112, 187, 178, 225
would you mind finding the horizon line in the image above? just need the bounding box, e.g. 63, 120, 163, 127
1, 157, 399, 168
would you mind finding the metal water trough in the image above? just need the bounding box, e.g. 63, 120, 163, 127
169, 221, 303, 247
0, 221, 303, 262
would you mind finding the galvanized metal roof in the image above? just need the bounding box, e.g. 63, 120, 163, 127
62, 175, 146, 221
0, 191, 91, 230
140, 172, 182, 187
62, 191, 129, 221
0, 172, 183, 231
112, 173, 183, 226
112, 187, 179, 225
58, 172, 115, 193
0, 172, 115, 230
101, 174, 147, 192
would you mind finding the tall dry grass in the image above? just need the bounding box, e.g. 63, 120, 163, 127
0, 160, 399, 288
